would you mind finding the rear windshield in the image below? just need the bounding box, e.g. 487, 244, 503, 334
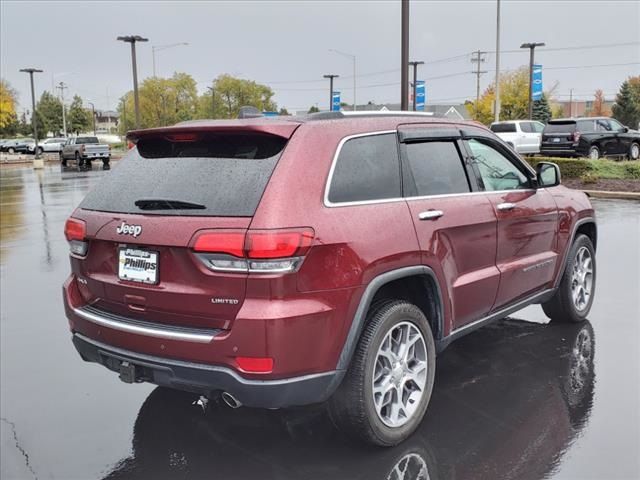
544, 122, 576, 133
76, 137, 99, 144
79, 132, 287, 216
490, 123, 517, 133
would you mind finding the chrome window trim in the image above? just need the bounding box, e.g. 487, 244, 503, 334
323, 130, 398, 208
323, 130, 538, 209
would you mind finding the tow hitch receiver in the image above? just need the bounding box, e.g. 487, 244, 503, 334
119, 361, 137, 383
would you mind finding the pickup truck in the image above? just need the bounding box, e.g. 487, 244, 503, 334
60, 136, 111, 170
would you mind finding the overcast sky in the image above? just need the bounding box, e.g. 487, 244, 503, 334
1, 0, 639, 113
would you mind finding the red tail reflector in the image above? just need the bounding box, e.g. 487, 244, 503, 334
193, 231, 245, 257
64, 218, 86, 241
245, 228, 314, 259
235, 356, 274, 374
573, 132, 581, 143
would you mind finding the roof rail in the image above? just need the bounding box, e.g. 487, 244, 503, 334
304, 110, 438, 121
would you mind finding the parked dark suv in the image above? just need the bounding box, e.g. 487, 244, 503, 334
541, 116, 640, 159
63, 112, 597, 446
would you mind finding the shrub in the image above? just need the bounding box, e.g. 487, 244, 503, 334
623, 162, 640, 179
526, 157, 595, 178
580, 172, 600, 184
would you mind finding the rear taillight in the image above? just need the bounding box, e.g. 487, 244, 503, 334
573, 132, 581, 143
235, 356, 274, 374
191, 228, 315, 273
64, 218, 88, 256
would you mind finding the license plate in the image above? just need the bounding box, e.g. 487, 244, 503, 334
118, 248, 158, 284
553, 137, 560, 143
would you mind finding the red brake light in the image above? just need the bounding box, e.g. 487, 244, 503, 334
193, 231, 245, 257
573, 132, 581, 142
64, 218, 86, 241
165, 133, 199, 142
245, 228, 314, 259
235, 356, 274, 374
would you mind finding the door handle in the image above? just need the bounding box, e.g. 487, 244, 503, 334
419, 210, 444, 220
497, 202, 517, 211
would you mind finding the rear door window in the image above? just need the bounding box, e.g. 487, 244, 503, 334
520, 122, 533, 133
80, 132, 288, 216
403, 141, 470, 197
327, 133, 401, 204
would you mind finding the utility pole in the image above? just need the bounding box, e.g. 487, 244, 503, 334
494, 0, 501, 122
400, 0, 409, 110
470, 50, 487, 119
87, 102, 96, 135
569, 88, 573, 117
117, 35, 149, 128
20, 68, 43, 162
408, 61, 424, 111
520, 42, 546, 119
57, 82, 68, 137
207, 83, 216, 117
323, 74, 339, 111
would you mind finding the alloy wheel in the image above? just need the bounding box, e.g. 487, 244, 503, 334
571, 246, 593, 312
372, 322, 428, 428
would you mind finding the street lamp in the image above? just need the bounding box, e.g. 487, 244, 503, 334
323, 74, 339, 112
329, 49, 356, 111
408, 61, 424, 111
117, 35, 149, 128
152, 42, 189, 77
19, 68, 43, 164
87, 102, 96, 135
520, 42, 546, 119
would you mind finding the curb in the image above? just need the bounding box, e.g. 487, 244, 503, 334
582, 190, 640, 200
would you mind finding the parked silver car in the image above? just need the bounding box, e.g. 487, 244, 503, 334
27, 137, 67, 154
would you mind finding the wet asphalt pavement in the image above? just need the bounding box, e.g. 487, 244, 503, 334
1, 164, 639, 480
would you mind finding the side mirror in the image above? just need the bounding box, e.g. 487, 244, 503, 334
623, 126, 629, 133
536, 162, 561, 188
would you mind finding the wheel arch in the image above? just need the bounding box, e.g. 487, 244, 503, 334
335, 266, 445, 372
554, 217, 597, 290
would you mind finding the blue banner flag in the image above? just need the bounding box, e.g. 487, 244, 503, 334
415, 81, 426, 111
532, 65, 543, 101
332, 91, 341, 111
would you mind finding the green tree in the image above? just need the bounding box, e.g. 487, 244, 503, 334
0, 79, 18, 130
612, 76, 640, 128
466, 67, 531, 125
308, 105, 320, 113
278, 107, 290, 116
36, 91, 63, 135
532, 93, 552, 123
67, 95, 91, 134
214, 74, 276, 118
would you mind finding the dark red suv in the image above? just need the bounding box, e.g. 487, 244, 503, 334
63, 112, 597, 446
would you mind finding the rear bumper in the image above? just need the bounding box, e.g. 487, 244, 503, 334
540, 147, 577, 156
72, 333, 341, 408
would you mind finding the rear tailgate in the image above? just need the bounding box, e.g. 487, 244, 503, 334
70, 122, 300, 331
542, 121, 576, 150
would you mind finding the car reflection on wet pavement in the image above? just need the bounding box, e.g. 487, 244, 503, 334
1, 165, 639, 480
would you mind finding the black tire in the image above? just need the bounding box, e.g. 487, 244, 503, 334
7, 147, 15, 154
75, 152, 83, 170
629, 142, 640, 161
588, 145, 600, 160
329, 300, 436, 446
542, 234, 596, 323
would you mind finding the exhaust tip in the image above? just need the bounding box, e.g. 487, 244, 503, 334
221, 391, 242, 409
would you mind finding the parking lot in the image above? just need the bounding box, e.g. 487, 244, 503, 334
1, 164, 638, 480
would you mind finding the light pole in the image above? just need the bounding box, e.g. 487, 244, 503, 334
494, 0, 501, 122
117, 35, 149, 128
400, 0, 409, 110
152, 42, 189, 77
19, 68, 43, 162
521, 42, 545, 119
87, 102, 96, 135
323, 74, 339, 111
408, 61, 424, 111
329, 49, 356, 111
56, 81, 68, 137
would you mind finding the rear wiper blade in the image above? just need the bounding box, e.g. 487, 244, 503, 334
134, 199, 206, 210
